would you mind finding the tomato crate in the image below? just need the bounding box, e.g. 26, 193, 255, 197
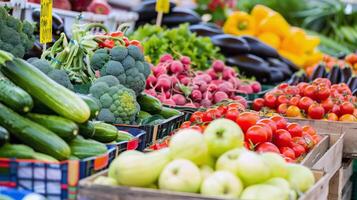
115, 112, 185, 149
0, 148, 116, 200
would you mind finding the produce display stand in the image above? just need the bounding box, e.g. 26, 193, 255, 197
77, 170, 330, 200
329, 159, 354, 200
108, 127, 146, 154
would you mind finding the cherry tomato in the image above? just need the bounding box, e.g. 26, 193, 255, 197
302, 133, 316, 147
289, 96, 301, 106
258, 119, 277, 134
339, 114, 357, 122
312, 135, 321, 144
122, 37, 130, 46
308, 104, 325, 119
227, 103, 245, 112
286, 105, 302, 118
327, 113, 339, 121
274, 129, 292, 147
316, 86, 330, 100
225, 108, 240, 122
284, 156, 296, 163
277, 103, 288, 115
190, 111, 204, 123
278, 83, 289, 90
256, 123, 273, 142
297, 82, 309, 95
244, 141, 252, 150
321, 98, 333, 113
245, 125, 268, 145
280, 147, 296, 159
277, 95, 289, 105
292, 137, 309, 151
236, 112, 260, 132
304, 85, 317, 100
264, 94, 277, 108
302, 125, 316, 136
180, 121, 191, 129
313, 78, 331, 88
217, 105, 228, 115
340, 102, 354, 115
298, 97, 313, 111
286, 123, 303, 137
270, 115, 288, 129
331, 104, 341, 116
256, 142, 280, 153
202, 109, 217, 122
190, 125, 203, 132
292, 144, 306, 158
284, 86, 299, 95
110, 31, 124, 37
252, 98, 265, 111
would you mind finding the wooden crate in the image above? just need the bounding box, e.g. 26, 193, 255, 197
328, 159, 354, 200
287, 118, 357, 157
301, 134, 329, 167
78, 170, 329, 200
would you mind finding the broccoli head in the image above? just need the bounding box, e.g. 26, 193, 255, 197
89, 76, 140, 124
99, 60, 126, 84
91, 49, 110, 70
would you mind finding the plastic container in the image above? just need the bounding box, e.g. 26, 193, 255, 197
0, 186, 46, 200
107, 127, 147, 153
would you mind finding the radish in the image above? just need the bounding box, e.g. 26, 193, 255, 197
233, 96, 248, 108
207, 69, 218, 80
180, 56, 191, 65
208, 84, 218, 92
153, 65, 167, 77
145, 89, 157, 97
218, 82, 234, 94
191, 90, 203, 102
197, 74, 212, 83
163, 99, 176, 106
222, 67, 236, 80
184, 102, 196, 108
212, 60, 225, 72
214, 91, 229, 103
157, 93, 167, 102
146, 75, 157, 89
172, 94, 186, 105
165, 91, 171, 98
160, 54, 173, 63
170, 76, 179, 86
203, 91, 213, 100
170, 61, 184, 74
211, 80, 225, 86
179, 77, 191, 86
200, 99, 212, 107
238, 84, 253, 94
155, 76, 171, 91
228, 77, 241, 89
250, 81, 262, 93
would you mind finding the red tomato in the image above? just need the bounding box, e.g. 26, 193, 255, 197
256, 123, 273, 142
180, 121, 191, 129
327, 113, 339, 121
228, 103, 245, 112
284, 156, 296, 163
312, 135, 321, 144
225, 108, 240, 122
313, 78, 331, 87
217, 105, 228, 115
354, 109, 357, 117
190, 111, 204, 123
292, 143, 306, 157
292, 137, 309, 151
331, 104, 341, 116
244, 141, 252, 150
190, 125, 203, 132
264, 94, 277, 108
304, 85, 317, 100
321, 98, 333, 113
287, 123, 303, 137
278, 83, 289, 90
298, 97, 314, 111
270, 115, 288, 129
302, 125, 316, 136
308, 104, 325, 119
279, 147, 296, 159
316, 86, 330, 100
202, 111, 214, 122
277, 95, 289, 105
289, 96, 301, 106
236, 112, 260, 132
284, 86, 299, 95
274, 129, 292, 147
297, 82, 309, 95
277, 103, 288, 115
340, 102, 354, 115
245, 125, 268, 145
302, 133, 315, 147
258, 118, 277, 134
256, 142, 280, 153
252, 98, 265, 111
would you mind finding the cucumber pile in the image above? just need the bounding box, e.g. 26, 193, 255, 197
0, 50, 134, 161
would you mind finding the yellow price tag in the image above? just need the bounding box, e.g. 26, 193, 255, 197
40, 0, 52, 44
155, 0, 170, 13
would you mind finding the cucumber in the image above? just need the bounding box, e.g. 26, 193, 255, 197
0, 144, 35, 159
137, 94, 163, 114
141, 114, 165, 125
0, 126, 9, 146
93, 122, 118, 143
0, 103, 70, 160
117, 131, 134, 142
78, 94, 100, 119
69, 136, 107, 159
27, 113, 78, 141
0, 56, 90, 123
159, 107, 181, 119
33, 152, 58, 162
0, 73, 33, 113
138, 111, 152, 120
78, 121, 95, 138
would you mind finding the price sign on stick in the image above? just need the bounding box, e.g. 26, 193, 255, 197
155, 0, 170, 26
40, 0, 53, 44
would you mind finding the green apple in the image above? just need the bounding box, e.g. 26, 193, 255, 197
159, 159, 202, 193
265, 177, 290, 200
260, 152, 288, 178
215, 148, 246, 174
200, 165, 214, 180
93, 176, 117, 186
286, 164, 315, 193
204, 119, 244, 158
240, 184, 285, 200
201, 171, 243, 198
169, 129, 208, 165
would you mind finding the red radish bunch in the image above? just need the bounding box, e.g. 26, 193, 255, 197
145, 54, 261, 108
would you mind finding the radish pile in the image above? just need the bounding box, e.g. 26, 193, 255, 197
145, 54, 262, 108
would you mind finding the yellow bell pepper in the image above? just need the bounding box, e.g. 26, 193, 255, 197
257, 12, 290, 38
257, 32, 281, 49
304, 35, 320, 52
304, 50, 323, 68
223, 11, 256, 36
280, 27, 307, 55
251, 4, 274, 25
279, 49, 306, 67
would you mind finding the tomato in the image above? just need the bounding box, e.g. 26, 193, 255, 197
110, 31, 124, 37
244, 141, 252, 150
279, 147, 296, 159
284, 86, 299, 95
190, 125, 203, 132
298, 97, 314, 111
302, 125, 316, 136
292, 144, 306, 157
277, 95, 289, 105
225, 108, 240, 122
302, 133, 315, 147
304, 85, 317, 100
286, 105, 302, 118
287, 123, 303, 137
331, 104, 341, 116
217, 105, 228, 115
202, 110, 214, 122
245, 125, 268, 145
308, 104, 325, 119
327, 113, 339, 121
284, 156, 296, 163
122, 37, 130, 46
270, 115, 287, 129
292, 137, 309, 151
297, 82, 309, 95
289, 96, 301, 106
274, 129, 292, 147
339, 114, 357, 122
199, 124, 208, 132
278, 83, 289, 90
354, 109, 357, 117
256, 142, 280, 153
264, 94, 277, 108
340, 102, 354, 115
180, 121, 191, 129
252, 98, 265, 111
321, 98, 333, 113
258, 119, 277, 134
256, 123, 273, 142
313, 78, 331, 87
277, 103, 288, 115
312, 135, 321, 144
236, 112, 260, 132
190, 111, 204, 123
316, 86, 330, 100
228, 103, 245, 112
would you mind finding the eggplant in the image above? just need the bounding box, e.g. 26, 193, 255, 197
267, 58, 292, 79
189, 24, 223, 37
32, 9, 64, 34
353, 88, 357, 96
327, 65, 342, 84
300, 73, 309, 82
347, 76, 357, 91
162, 8, 201, 27
341, 66, 353, 83
310, 63, 327, 80
198, 22, 221, 30
279, 57, 299, 73
133, 0, 176, 21
211, 34, 250, 56
268, 68, 285, 83
287, 73, 301, 85
241, 36, 280, 58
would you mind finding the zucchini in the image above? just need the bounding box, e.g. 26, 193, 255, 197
138, 110, 152, 120
0, 57, 90, 123
78, 94, 100, 119
159, 107, 181, 119
27, 113, 78, 141
0, 144, 35, 159
0, 73, 33, 113
69, 136, 107, 159
78, 121, 95, 138
0, 103, 70, 160
117, 131, 134, 142
137, 94, 163, 114
0, 126, 9, 146
93, 122, 118, 143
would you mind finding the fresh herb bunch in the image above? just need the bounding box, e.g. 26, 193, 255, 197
130, 24, 224, 70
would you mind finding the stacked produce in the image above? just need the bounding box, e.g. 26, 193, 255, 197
195, 0, 237, 25
145, 54, 260, 108
223, 5, 323, 68
95, 119, 316, 200
253, 79, 357, 122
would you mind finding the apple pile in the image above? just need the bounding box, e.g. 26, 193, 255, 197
95, 119, 316, 200
145, 54, 261, 108
253, 78, 357, 122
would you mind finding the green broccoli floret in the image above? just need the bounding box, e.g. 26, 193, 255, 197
100, 60, 126, 84
99, 93, 113, 108
91, 51, 110, 70
97, 109, 115, 123
28, 58, 53, 74
47, 69, 74, 90
127, 45, 144, 60
90, 82, 109, 98
143, 62, 151, 78
95, 75, 119, 87
121, 55, 135, 70
110, 46, 128, 61
124, 68, 146, 96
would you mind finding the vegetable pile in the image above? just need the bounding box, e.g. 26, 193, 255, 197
145, 54, 261, 108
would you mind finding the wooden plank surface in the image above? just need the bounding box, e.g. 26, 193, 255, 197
301, 134, 329, 168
